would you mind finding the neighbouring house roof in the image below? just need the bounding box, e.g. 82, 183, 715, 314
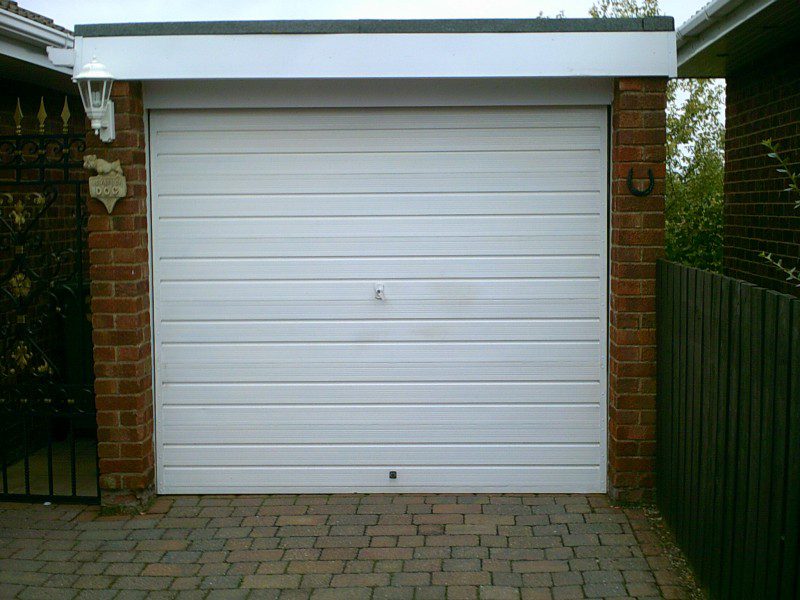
70, 18, 677, 81
73, 17, 674, 37
0, 0, 74, 88
0, 0, 70, 34
677, 0, 800, 77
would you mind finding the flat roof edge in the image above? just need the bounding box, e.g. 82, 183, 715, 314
74, 17, 675, 38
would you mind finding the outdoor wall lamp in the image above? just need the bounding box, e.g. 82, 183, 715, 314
74, 57, 115, 142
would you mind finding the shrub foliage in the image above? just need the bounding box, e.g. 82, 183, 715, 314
592, 0, 725, 271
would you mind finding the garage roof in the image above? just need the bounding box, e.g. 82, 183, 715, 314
74, 17, 674, 37
67, 17, 677, 81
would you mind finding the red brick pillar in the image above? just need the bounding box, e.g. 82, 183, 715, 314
608, 78, 668, 502
86, 82, 154, 509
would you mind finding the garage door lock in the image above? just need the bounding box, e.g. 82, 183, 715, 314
374, 283, 385, 300
389, 470, 397, 479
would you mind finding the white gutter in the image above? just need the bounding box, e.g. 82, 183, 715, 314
676, 0, 777, 70
677, 0, 743, 46
0, 7, 73, 73
0, 7, 72, 49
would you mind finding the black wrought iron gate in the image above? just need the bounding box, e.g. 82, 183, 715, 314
0, 97, 99, 503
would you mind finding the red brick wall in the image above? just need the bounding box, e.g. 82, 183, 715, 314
724, 40, 800, 297
85, 82, 154, 509
608, 78, 668, 502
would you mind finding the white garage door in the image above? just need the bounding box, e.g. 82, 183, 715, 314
150, 106, 608, 494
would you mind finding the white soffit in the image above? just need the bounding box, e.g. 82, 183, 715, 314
142, 78, 615, 109
73, 31, 677, 80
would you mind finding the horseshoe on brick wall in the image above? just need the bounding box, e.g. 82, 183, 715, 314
626, 167, 655, 197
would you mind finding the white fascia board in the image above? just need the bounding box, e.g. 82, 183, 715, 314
0, 7, 73, 73
75, 31, 676, 80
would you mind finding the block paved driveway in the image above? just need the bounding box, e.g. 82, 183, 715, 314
0, 494, 693, 600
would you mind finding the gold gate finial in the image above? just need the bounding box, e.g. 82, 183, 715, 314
13, 98, 23, 134
37, 97, 47, 133
61, 97, 71, 133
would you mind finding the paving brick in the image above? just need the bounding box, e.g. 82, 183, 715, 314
551, 586, 583, 600
443, 585, 478, 599
287, 561, 345, 574
242, 574, 302, 589
112, 576, 172, 590
104, 563, 144, 576
373, 587, 415, 599
552, 572, 583, 586
414, 586, 446, 599
73, 591, 118, 600
228, 549, 283, 562
206, 591, 250, 600
309, 588, 372, 599
199, 575, 242, 589
431, 571, 490, 586
520, 589, 552, 600
359, 547, 414, 560
512, 561, 569, 573
581, 570, 622, 584
443, 558, 482, 571
344, 560, 376, 574
299, 574, 333, 588
17, 588, 79, 600
414, 547, 450, 559
582, 582, 627, 598
171, 576, 204, 590
142, 563, 200, 576
162, 550, 202, 564
330, 573, 390, 586
626, 581, 660, 596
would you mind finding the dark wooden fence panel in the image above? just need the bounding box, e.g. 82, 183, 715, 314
656, 260, 800, 600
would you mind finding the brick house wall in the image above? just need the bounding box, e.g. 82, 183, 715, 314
724, 39, 800, 297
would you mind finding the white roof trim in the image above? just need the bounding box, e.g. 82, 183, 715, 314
73, 30, 676, 80
0, 7, 73, 73
676, 0, 777, 70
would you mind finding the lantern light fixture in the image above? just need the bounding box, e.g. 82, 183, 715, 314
74, 57, 115, 142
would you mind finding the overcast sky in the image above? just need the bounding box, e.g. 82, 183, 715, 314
25, 0, 702, 30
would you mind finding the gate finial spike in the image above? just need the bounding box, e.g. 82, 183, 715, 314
13, 98, 23, 134
37, 97, 47, 133
61, 97, 71, 133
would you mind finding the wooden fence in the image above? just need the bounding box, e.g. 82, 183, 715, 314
656, 260, 800, 599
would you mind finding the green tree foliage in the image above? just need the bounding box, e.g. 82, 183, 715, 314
589, 0, 659, 17
665, 81, 724, 270
592, 0, 725, 271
